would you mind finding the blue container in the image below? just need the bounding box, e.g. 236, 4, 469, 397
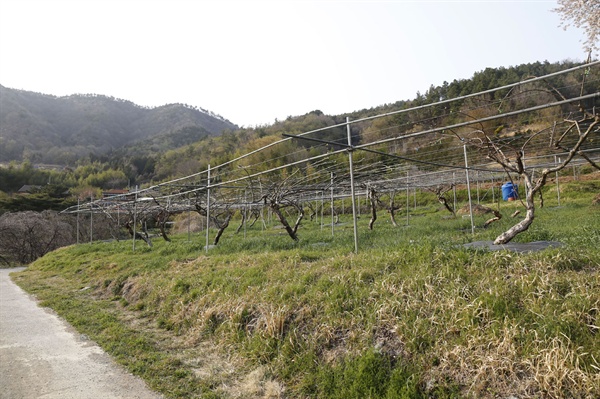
501, 182, 518, 201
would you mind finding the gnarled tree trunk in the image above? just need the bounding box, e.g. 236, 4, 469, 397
493, 166, 537, 244
214, 212, 233, 245
271, 204, 297, 241
386, 192, 400, 227
270, 201, 303, 241
156, 210, 172, 242
124, 220, 153, 247
368, 187, 377, 230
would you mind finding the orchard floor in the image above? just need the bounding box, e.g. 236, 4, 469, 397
463, 240, 564, 253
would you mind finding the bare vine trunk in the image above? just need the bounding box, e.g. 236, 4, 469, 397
438, 196, 455, 216
494, 207, 534, 244
332, 208, 339, 224
491, 111, 598, 244
368, 187, 377, 230
305, 202, 317, 221
158, 223, 171, 242
484, 210, 502, 228
387, 193, 400, 227
157, 211, 171, 242
214, 213, 233, 245
235, 210, 246, 234
429, 186, 455, 217
494, 174, 535, 244
270, 203, 300, 241
248, 210, 260, 228
292, 205, 305, 235
124, 221, 153, 247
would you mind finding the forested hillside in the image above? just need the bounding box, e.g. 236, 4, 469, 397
1, 59, 596, 207
0, 85, 237, 164
154, 60, 596, 180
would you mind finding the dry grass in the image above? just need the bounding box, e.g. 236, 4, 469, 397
13, 185, 600, 398
433, 322, 534, 397
226, 366, 285, 399
105, 246, 598, 398
526, 335, 600, 399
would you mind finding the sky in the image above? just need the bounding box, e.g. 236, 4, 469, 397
0, 0, 590, 128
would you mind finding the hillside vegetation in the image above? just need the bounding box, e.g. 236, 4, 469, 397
154, 60, 597, 181
2, 60, 596, 197
12, 178, 600, 398
0, 85, 237, 165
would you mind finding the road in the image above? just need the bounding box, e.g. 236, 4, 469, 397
0, 268, 163, 399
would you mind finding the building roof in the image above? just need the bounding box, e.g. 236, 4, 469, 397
17, 185, 42, 193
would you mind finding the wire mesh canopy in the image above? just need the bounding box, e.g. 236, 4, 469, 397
62, 61, 599, 251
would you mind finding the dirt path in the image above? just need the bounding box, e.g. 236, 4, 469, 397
0, 268, 163, 399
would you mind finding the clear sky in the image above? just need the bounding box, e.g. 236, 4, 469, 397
0, 0, 589, 127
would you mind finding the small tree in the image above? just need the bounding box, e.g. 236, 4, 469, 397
469, 106, 598, 244
121, 199, 155, 247
0, 211, 75, 264
263, 179, 305, 242
427, 184, 456, 217
193, 190, 235, 246
257, 169, 324, 242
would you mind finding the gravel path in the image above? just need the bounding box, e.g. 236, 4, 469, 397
0, 268, 163, 399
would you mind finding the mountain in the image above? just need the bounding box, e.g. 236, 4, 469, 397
0, 85, 238, 164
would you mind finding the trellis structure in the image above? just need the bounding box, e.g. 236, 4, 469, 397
62, 61, 600, 251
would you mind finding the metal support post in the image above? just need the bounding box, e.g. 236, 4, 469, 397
453, 172, 457, 214
406, 172, 409, 226
476, 171, 480, 204
555, 156, 561, 206
330, 172, 335, 237
76, 198, 80, 245
132, 186, 138, 251
188, 198, 191, 242
413, 187, 417, 210
321, 191, 324, 230
347, 117, 359, 253
206, 165, 211, 252
491, 173, 495, 205
463, 145, 475, 235
90, 194, 93, 244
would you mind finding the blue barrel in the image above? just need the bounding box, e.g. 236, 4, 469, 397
501, 182, 518, 201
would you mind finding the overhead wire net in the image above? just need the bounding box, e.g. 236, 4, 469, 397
63, 61, 600, 246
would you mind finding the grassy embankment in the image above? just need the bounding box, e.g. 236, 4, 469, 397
11, 177, 600, 399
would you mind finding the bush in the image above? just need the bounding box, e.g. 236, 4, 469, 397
0, 211, 75, 265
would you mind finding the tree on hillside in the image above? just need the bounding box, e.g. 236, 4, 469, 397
250, 167, 333, 242
427, 184, 456, 217
360, 184, 403, 230
462, 85, 599, 244
148, 198, 180, 243
193, 190, 236, 246
261, 172, 307, 242
554, 0, 600, 56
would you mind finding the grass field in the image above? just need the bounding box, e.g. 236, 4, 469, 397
11, 177, 600, 398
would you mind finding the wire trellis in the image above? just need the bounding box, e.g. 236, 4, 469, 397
62, 61, 600, 252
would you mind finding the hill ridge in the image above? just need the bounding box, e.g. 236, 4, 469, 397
0, 85, 238, 165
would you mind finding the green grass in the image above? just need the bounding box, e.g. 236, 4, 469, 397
11, 178, 600, 398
